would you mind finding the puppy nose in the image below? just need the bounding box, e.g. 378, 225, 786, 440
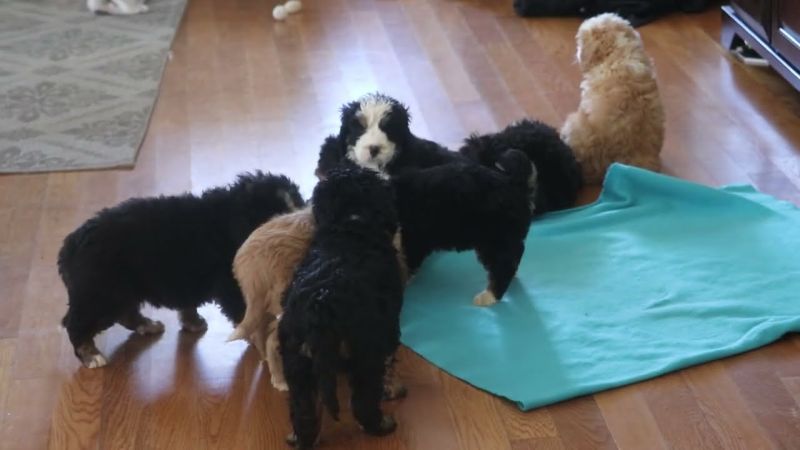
369, 145, 381, 157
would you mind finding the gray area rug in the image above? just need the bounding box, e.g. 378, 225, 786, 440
0, 0, 187, 173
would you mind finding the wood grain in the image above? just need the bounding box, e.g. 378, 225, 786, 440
0, 0, 799, 448
511, 436, 567, 450
681, 362, 773, 450
0, 339, 15, 426
548, 396, 617, 450
439, 370, 511, 450
595, 386, 667, 450
641, 373, 726, 449
494, 397, 558, 441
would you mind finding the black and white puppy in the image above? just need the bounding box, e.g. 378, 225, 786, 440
279, 166, 404, 449
393, 149, 533, 306
459, 119, 583, 216
316, 95, 580, 218
315, 93, 466, 177
58, 172, 304, 368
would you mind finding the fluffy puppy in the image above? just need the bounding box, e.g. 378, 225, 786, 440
394, 149, 533, 306
459, 119, 584, 216
319, 148, 532, 306
230, 207, 316, 391
315, 93, 466, 177
560, 13, 665, 184
58, 172, 304, 369
230, 207, 408, 393
279, 166, 404, 449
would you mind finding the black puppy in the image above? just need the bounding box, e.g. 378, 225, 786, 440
318, 143, 532, 306
317, 96, 581, 217
58, 172, 304, 368
459, 119, 583, 216
394, 148, 533, 306
279, 166, 403, 449
315, 92, 466, 177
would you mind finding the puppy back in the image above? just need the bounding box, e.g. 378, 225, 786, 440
230, 207, 315, 342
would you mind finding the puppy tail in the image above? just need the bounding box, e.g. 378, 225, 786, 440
495, 148, 534, 185
226, 325, 248, 342
227, 309, 264, 342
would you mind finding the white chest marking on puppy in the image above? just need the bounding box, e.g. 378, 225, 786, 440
348, 97, 396, 171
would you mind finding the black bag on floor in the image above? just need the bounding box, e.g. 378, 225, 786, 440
512, 0, 710, 27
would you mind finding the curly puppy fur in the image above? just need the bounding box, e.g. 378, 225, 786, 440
315, 93, 466, 177
560, 13, 665, 184
230, 207, 316, 390
230, 208, 408, 393
279, 167, 404, 449
394, 149, 533, 306
318, 149, 532, 306
58, 172, 304, 369
459, 119, 584, 216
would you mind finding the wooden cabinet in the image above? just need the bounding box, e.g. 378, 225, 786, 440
722, 1, 800, 91
773, 0, 800, 67
732, 0, 772, 40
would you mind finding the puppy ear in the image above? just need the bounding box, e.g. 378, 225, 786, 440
338, 101, 360, 141
398, 103, 411, 129
581, 30, 605, 67
311, 169, 359, 226
394, 102, 412, 142
312, 167, 397, 230
317, 135, 348, 180
310, 180, 340, 226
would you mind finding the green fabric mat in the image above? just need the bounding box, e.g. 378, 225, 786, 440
400, 164, 800, 410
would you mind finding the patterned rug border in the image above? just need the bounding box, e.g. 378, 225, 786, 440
0, 0, 189, 174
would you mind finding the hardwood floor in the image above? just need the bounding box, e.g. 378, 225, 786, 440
1, 0, 799, 448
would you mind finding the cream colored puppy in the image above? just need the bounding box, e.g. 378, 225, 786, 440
230, 208, 315, 391
230, 207, 408, 392
561, 13, 665, 184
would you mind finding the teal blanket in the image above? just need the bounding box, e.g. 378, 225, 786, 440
400, 164, 800, 410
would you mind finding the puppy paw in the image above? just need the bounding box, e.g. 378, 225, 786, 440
136, 320, 165, 335
363, 415, 397, 436
382, 383, 407, 401
285, 433, 314, 449
472, 290, 498, 307
84, 353, 108, 369
271, 375, 289, 392
181, 316, 208, 333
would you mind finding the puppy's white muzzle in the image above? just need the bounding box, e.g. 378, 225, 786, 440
350, 131, 396, 172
